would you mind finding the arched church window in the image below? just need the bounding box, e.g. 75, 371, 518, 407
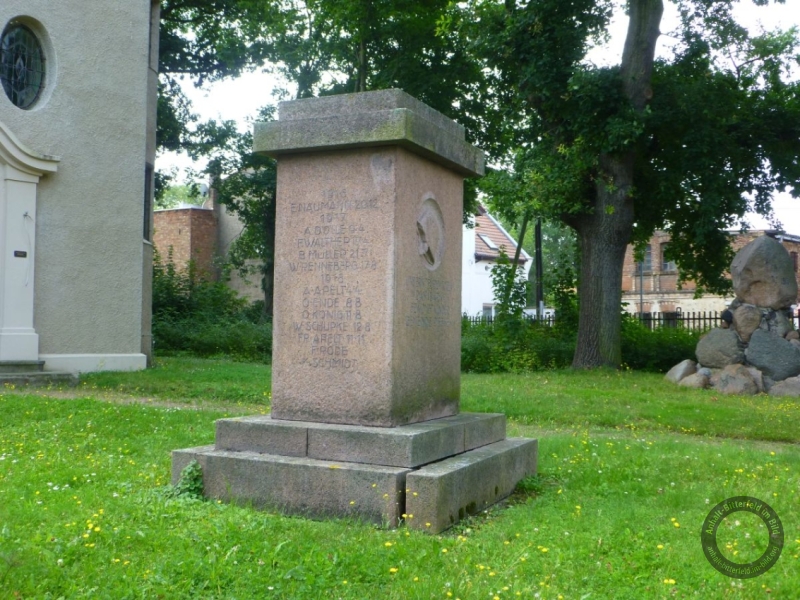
1, 22, 45, 109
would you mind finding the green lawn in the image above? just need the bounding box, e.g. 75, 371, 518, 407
1, 357, 798, 598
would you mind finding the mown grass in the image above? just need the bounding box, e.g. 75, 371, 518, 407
79, 357, 800, 443
77, 357, 272, 406
1, 359, 798, 598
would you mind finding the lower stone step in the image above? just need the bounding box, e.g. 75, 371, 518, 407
173, 446, 411, 526
407, 437, 538, 533
0, 371, 79, 387
172, 436, 538, 532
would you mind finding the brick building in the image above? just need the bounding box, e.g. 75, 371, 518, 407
153, 197, 266, 302
621, 230, 800, 315
153, 204, 217, 279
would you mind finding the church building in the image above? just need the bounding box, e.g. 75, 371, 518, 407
0, 1, 158, 373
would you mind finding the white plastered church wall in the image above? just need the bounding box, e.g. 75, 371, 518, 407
0, 2, 155, 372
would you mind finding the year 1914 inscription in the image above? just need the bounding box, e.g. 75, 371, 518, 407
290, 189, 378, 370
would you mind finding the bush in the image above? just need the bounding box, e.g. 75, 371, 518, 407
461, 317, 575, 373
462, 314, 702, 374
152, 250, 272, 362
620, 317, 702, 372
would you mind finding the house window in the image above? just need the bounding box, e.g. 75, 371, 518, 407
661, 243, 676, 272
792, 252, 798, 272
0, 22, 45, 109
636, 245, 652, 274
482, 304, 494, 320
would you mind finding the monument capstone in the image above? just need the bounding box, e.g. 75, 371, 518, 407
173, 90, 539, 532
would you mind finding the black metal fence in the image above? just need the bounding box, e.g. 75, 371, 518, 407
462, 314, 556, 327
464, 310, 800, 331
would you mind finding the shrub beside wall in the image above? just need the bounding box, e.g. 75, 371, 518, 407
462, 316, 704, 374
152, 252, 272, 362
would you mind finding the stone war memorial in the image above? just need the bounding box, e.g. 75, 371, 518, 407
173, 90, 538, 532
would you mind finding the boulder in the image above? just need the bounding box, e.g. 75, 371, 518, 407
732, 304, 762, 343
696, 328, 744, 368
731, 235, 798, 309
712, 364, 759, 395
678, 373, 710, 389
665, 359, 697, 384
745, 329, 800, 381
786, 330, 800, 341
764, 310, 793, 338
768, 376, 800, 397
746, 366, 765, 393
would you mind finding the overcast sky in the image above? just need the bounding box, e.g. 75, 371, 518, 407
160, 0, 800, 232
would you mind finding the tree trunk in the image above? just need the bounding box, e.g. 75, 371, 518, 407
571, 156, 635, 368
571, 0, 663, 368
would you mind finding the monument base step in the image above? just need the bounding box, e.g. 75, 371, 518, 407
214, 412, 507, 468
173, 446, 411, 526
172, 414, 538, 533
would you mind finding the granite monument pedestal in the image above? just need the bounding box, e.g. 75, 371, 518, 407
172, 90, 538, 533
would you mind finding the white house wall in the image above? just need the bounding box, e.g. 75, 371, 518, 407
460, 215, 532, 316
0, 2, 156, 371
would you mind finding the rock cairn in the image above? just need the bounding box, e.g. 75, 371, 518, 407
666, 235, 800, 396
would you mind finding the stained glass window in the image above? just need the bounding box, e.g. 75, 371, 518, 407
0, 23, 45, 109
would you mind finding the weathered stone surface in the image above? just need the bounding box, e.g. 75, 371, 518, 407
216, 416, 308, 457
665, 359, 697, 384
215, 413, 506, 468
764, 310, 793, 338
768, 376, 800, 397
254, 89, 484, 177
307, 413, 506, 468
732, 304, 762, 343
406, 438, 538, 534
173, 447, 410, 526
268, 146, 465, 427
698, 367, 713, 377
678, 373, 710, 389
745, 329, 800, 381
696, 328, 744, 368
713, 364, 759, 396
746, 367, 765, 394
731, 235, 798, 309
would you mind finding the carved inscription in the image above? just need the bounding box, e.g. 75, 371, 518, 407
291, 189, 379, 369
405, 276, 455, 328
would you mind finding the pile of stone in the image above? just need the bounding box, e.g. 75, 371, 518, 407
666, 235, 800, 396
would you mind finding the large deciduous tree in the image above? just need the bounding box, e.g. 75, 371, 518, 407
469, 0, 800, 368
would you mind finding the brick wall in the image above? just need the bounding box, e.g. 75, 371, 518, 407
153, 207, 217, 280
621, 230, 800, 314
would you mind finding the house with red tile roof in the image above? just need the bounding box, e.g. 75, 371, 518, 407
462, 205, 532, 317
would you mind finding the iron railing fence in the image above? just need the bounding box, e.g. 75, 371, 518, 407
464, 310, 800, 331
